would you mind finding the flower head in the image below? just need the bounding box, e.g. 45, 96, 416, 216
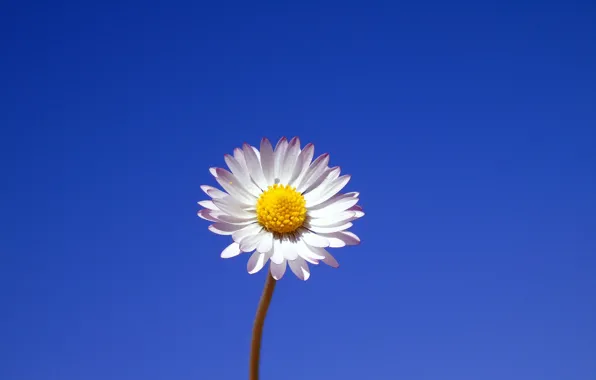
198, 137, 363, 280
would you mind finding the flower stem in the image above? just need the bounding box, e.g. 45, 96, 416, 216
249, 272, 277, 380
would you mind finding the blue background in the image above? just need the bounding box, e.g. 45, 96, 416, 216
1, 0, 595, 379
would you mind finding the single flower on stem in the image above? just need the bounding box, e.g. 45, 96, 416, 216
198, 137, 363, 379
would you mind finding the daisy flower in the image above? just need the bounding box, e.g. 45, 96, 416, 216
198, 137, 363, 280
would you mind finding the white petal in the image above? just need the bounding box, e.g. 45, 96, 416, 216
224, 154, 262, 197
309, 192, 358, 211
216, 213, 257, 225
324, 166, 341, 182
305, 174, 350, 207
270, 260, 287, 280
307, 222, 353, 234
288, 143, 314, 186
251, 146, 261, 161
212, 197, 255, 218
224, 154, 250, 180
279, 239, 298, 260
280, 137, 300, 184
214, 168, 257, 205
243, 143, 268, 190
198, 200, 219, 211
208, 222, 247, 235
221, 242, 242, 258
302, 166, 339, 195
256, 231, 274, 253
297, 239, 324, 263
270, 238, 285, 264
260, 138, 275, 185
308, 196, 359, 218
318, 231, 361, 247
348, 204, 363, 212
197, 209, 222, 222
234, 148, 249, 172
209, 167, 218, 177
320, 251, 340, 268
240, 231, 265, 252
231, 223, 262, 243
247, 250, 270, 274
296, 153, 329, 193
307, 245, 339, 268
308, 211, 356, 227
199, 210, 256, 225
288, 257, 311, 281
273, 137, 288, 181
300, 229, 330, 247
200, 185, 227, 199
350, 211, 365, 220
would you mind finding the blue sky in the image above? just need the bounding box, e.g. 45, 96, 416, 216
1, 0, 595, 379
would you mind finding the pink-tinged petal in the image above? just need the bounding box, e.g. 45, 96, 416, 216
321, 252, 340, 268
308, 192, 353, 210
305, 245, 340, 268
308, 211, 356, 227
208, 222, 248, 235
207, 188, 228, 199
325, 166, 341, 182
348, 204, 363, 212
198, 200, 219, 211
308, 191, 358, 211
214, 168, 257, 205
224, 155, 262, 197
216, 213, 256, 225
234, 148, 249, 172
224, 154, 250, 179
221, 242, 242, 259
212, 197, 254, 218
306, 222, 353, 234
280, 137, 300, 184
209, 167, 218, 177
251, 146, 261, 161
256, 231, 274, 253
273, 137, 288, 181
308, 246, 339, 268
296, 153, 329, 193
288, 257, 311, 281
307, 197, 359, 218
302, 166, 339, 195
305, 174, 351, 207
270, 260, 287, 280
288, 143, 314, 186
296, 239, 324, 264
300, 229, 330, 248
231, 223, 262, 243
247, 250, 270, 274
243, 143, 268, 190
197, 209, 223, 222
260, 138, 275, 185
200, 185, 226, 199
318, 231, 361, 247
240, 230, 266, 252
349, 211, 365, 220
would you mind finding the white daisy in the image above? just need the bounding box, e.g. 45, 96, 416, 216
198, 137, 363, 280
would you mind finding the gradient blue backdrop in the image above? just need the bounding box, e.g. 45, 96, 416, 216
1, 0, 595, 379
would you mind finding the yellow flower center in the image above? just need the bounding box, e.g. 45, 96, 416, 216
256, 184, 307, 234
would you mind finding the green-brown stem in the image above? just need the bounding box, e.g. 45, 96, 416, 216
249, 273, 277, 380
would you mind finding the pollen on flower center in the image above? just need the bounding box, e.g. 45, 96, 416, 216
256, 184, 307, 234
